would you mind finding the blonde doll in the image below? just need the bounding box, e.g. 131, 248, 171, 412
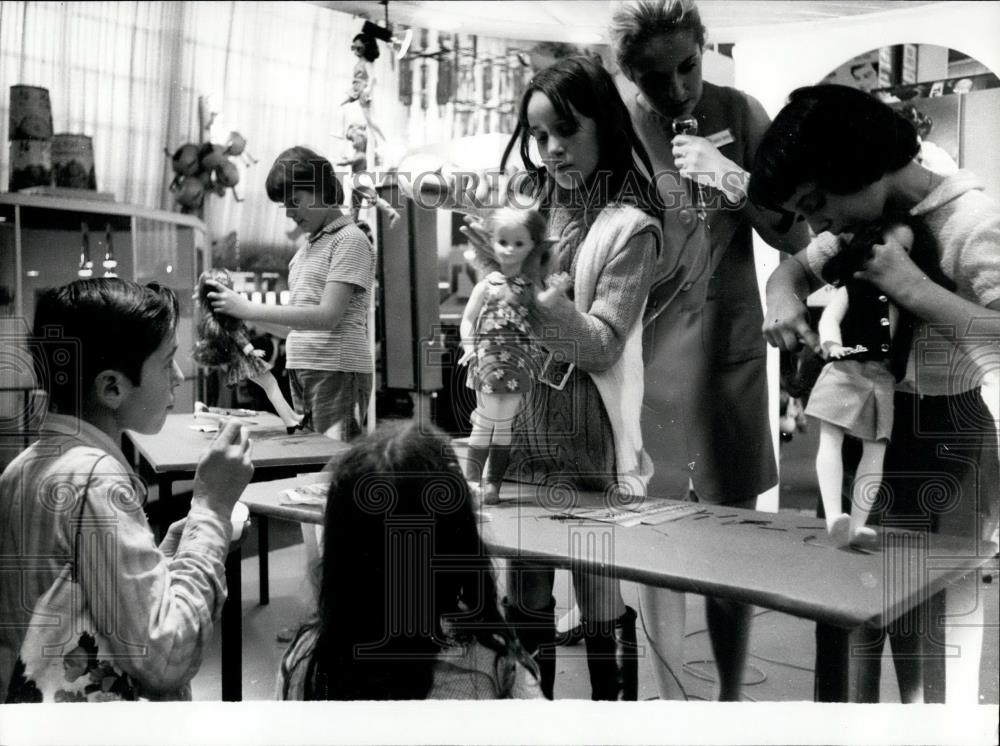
459, 207, 569, 505
194, 268, 305, 433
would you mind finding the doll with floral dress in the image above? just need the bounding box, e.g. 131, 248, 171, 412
459, 206, 570, 505
807, 217, 954, 546
194, 268, 305, 433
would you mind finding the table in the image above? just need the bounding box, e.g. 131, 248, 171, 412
239, 474, 997, 702
122, 412, 348, 701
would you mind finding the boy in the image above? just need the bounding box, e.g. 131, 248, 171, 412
206, 145, 375, 442
0, 278, 254, 701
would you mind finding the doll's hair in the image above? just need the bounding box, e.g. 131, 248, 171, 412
193, 268, 247, 368
353, 33, 380, 62
465, 205, 552, 280
820, 214, 953, 291
285, 420, 537, 700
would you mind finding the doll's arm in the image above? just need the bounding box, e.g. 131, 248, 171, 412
459, 281, 488, 365
818, 286, 850, 359
355, 185, 401, 227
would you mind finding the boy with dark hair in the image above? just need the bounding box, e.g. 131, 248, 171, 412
208, 145, 374, 442
753, 84, 1000, 704
0, 278, 254, 701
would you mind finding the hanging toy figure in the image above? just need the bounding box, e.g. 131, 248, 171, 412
336, 124, 400, 228
194, 268, 306, 434
459, 206, 570, 506
806, 218, 954, 547
343, 33, 387, 150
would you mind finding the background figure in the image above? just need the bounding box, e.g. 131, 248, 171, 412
277, 421, 541, 701
194, 268, 304, 433
609, 0, 810, 701
753, 84, 1000, 704
459, 206, 567, 506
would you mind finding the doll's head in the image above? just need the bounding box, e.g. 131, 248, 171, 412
468, 206, 551, 279
820, 215, 952, 291
352, 33, 380, 62
193, 268, 245, 368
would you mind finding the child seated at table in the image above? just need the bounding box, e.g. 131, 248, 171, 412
276, 420, 542, 700
0, 278, 254, 702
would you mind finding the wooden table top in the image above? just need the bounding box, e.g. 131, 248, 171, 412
238, 474, 998, 632
124, 412, 348, 475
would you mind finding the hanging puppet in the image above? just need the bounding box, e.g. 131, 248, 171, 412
459, 206, 570, 506
806, 217, 954, 546
336, 124, 400, 228
194, 268, 306, 434
343, 32, 387, 151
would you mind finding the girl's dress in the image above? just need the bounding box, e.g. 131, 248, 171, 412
467, 271, 541, 395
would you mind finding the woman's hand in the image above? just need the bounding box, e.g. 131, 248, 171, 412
671, 134, 744, 198
205, 280, 252, 319
536, 272, 572, 308
854, 232, 926, 301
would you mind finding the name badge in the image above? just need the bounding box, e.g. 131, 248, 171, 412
707, 129, 735, 148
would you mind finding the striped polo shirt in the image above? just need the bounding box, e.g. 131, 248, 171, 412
286, 214, 374, 373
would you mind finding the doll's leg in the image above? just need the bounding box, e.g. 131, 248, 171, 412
851, 439, 887, 545
360, 105, 386, 145
249, 371, 303, 428
465, 402, 494, 487
480, 393, 523, 505
816, 421, 850, 541
638, 586, 687, 700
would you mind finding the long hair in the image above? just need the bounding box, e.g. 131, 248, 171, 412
500, 56, 661, 217
353, 33, 380, 62
192, 268, 246, 368
294, 421, 536, 700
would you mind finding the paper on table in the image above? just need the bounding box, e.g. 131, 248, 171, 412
564, 499, 703, 527
279, 482, 328, 506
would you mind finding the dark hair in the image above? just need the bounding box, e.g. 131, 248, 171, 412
265, 146, 344, 207
898, 104, 932, 140
291, 420, 536, 700
353, 33, 380, 62
32, 278, 178, 415
849, 62, 874, 79
192, 268, 246, 368
749, 85, 919, 213
610, 0, 707, 73
501, 55, 661, 216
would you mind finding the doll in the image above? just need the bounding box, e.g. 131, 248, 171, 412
194, 268, 305, 434
459, 206, 570, 505
806, 217, 953, 547
343, 33, 387, 151
336, 124, 400, 228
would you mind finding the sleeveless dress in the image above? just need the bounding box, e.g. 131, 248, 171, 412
466, 271, 541, 395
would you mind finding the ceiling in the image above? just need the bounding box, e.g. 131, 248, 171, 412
314, 1, 944, 44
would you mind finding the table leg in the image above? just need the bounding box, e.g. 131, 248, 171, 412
814, 623, 850, 702
257, 515, 269, 606
221, 546, 243, 701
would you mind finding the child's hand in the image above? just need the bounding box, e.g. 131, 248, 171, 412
192, 419, 254, 516
205, 279, 251, 319
823, 343, 850, 360
537, 272, 572, 308
250, 348, 266, 359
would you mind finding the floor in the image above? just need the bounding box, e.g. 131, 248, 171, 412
189, 422, 1000, 703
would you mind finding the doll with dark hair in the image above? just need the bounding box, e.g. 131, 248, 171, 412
807, 216, 955, 546
344, 33, 386, 148
194, 268, 304, 433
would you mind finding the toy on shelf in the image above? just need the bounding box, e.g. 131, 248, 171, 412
193, 268, 306, 434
